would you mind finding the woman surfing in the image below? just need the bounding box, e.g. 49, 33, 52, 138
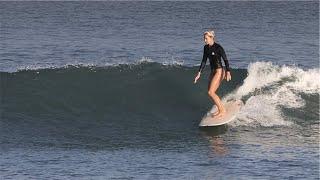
194, 30, 232, 118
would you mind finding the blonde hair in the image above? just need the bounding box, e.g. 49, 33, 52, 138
203, 30, 215, 40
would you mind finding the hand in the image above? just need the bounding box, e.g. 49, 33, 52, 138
194, 72, 201, 84
225, 71, 231, 81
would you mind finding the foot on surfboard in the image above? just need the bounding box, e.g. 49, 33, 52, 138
210, 109, 226, 118
199, 99, 244, 127
210, 111, 219, 117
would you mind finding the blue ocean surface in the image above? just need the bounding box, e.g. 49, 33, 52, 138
0, 1, 319, 179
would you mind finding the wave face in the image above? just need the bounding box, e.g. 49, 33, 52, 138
1, 61, 319, 129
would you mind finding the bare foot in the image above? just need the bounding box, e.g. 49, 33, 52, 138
212, 110, 219, 116
209, 106, 220, 117
210, 111, 219, 118
214, 108, 227, 118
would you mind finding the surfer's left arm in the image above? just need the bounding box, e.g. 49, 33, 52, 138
220, 46, 232, 81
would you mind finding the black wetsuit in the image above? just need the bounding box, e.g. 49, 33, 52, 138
198, 42, 231, 73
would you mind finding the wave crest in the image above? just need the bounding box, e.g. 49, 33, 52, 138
223, 61, 319, 127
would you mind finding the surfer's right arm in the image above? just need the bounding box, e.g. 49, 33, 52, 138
194, 46, 207, 84
198, 45, 208, 74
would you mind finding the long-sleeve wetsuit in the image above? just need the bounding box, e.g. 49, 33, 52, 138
198, 42, 231, 73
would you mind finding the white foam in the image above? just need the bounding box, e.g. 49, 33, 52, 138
224, 61, 320, 127
136, 56, 154, 64
7, 57, 186, 73
230, 94, 293, 127
161, 57, 185, 66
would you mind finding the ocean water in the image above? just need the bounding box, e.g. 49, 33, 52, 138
0, 1, 319, 179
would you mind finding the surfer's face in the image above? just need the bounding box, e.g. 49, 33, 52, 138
204, 35, 213, 45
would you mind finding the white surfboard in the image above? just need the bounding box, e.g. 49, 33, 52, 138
199, 99, 244, 127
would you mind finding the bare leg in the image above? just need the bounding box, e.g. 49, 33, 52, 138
208, 68, 226, 118
207, 72, 219, 116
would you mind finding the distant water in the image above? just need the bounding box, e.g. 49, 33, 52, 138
0, 1, 319, 179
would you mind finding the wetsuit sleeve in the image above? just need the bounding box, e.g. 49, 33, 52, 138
198, 46, 207, 73
220, 46, 231, 72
